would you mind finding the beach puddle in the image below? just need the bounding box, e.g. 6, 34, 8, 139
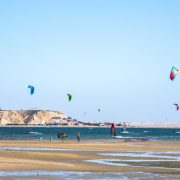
86, 159, 180, 171
99, 151, 180, 160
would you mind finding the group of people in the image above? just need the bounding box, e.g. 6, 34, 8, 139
57, 131, 80, 143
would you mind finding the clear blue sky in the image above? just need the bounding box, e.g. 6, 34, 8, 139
0, 0, 180, 123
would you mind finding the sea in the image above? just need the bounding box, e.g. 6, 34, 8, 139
0, 127, 180, 141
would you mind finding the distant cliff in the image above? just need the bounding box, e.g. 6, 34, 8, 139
0, 110, 68, 125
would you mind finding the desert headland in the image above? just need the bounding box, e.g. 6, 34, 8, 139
0, 110, 180, 128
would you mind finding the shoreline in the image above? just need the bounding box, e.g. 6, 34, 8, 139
0, 125, 180, 128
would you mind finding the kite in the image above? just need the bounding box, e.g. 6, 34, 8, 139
98, 109, 101, 112
67, 93, 72, 101
170, 66, 179, 81
28, 85, 35, 95
174, 104, 179, 111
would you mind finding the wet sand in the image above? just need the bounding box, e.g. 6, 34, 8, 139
0, 140, 180, 179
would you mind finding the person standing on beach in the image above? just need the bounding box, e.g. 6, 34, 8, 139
76, 131, 80, 142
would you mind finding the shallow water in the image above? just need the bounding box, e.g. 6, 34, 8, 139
0, 127, 180, 140
0, 171, 179, 180
89, 151, 180, 171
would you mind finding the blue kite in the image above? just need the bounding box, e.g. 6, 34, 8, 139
28, 85, 35, 95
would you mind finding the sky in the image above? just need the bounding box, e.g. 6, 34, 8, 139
0, 0, 180, 123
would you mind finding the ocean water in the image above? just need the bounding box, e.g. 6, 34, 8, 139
0, 127, 180, 140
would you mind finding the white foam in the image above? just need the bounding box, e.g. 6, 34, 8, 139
113, 136, 145, 139
29, 132, 42, 135
121, 131, 129, 134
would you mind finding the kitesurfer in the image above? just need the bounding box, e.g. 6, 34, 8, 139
111, 123, 116, 136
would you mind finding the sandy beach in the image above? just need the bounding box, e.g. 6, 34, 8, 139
0, 140, 180, 179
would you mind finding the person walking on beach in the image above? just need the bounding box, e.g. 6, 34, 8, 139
76, 131, 80, 142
